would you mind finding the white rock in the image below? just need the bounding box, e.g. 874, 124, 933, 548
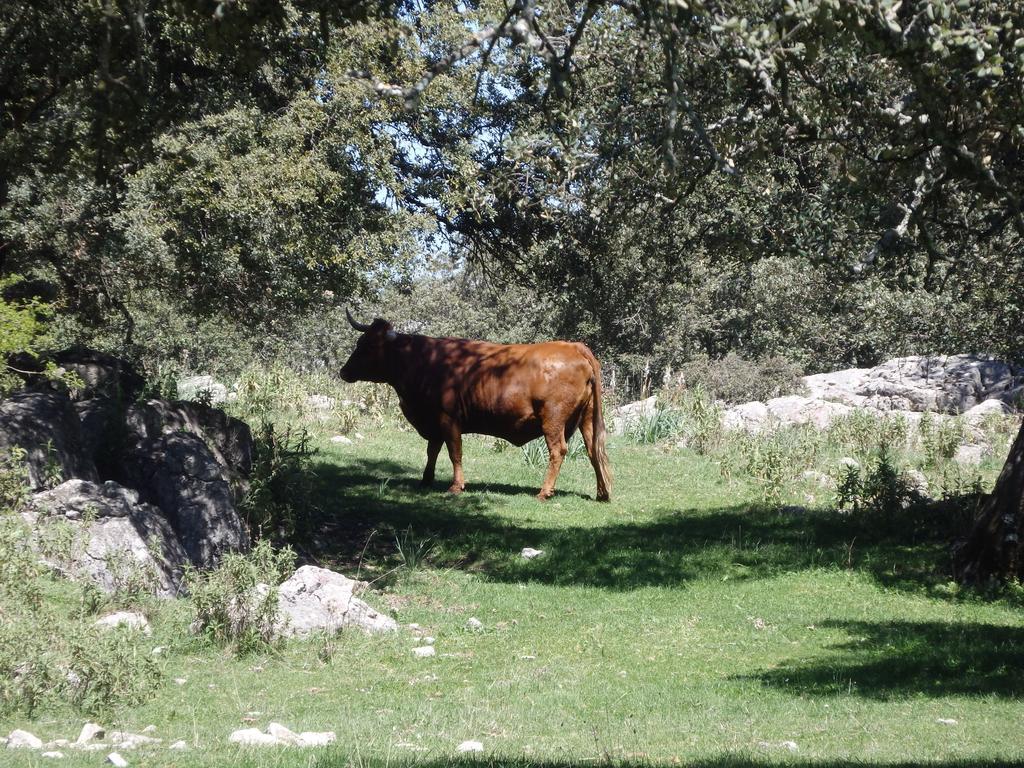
94, 611, 151, 635
297, 731, 336, 747
780, 741, 798, 751
266, 723, 301, 746
275, 565, 397, 637
174, 677, 187, 685
457, 740, 484, 753
107, 753, 128, 767
330, 435, 353, 445
306, 395, 337, 411
177, 375, 228, 404
228, 728, 279, 746
465, 617, 483, 630
169, 740, 188, 750
140, 726, 157, 735
151, 647, 166, 656
354, 433, 365, 440
423, 636, 436, 645
110, 732, 161, 749
936, 718, 958, 725
413, 645, 436, 658
76, 724, 105, 746
964, 398, 1011, 421
521, 547, 544, 559
42, 751, 65, 758
954, 444, 986, 466
7, 730, 43, 749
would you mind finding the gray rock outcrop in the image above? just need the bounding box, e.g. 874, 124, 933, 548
0, 391, 98, 488
125, 433, 247, 568
24, 480, 188, 597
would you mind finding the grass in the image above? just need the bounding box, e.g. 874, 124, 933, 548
3, 423, 1024, 767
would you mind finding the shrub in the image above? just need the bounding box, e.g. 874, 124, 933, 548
626, 408, 684, 444
918, 413, 966, 466
0, 446, 31, 515
241, 421, 318, 542
675, 384, 724, 454
185, 540, 295, 655
836, 447, 918, 518
679, 352, 804, 404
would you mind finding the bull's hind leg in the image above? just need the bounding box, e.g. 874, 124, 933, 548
421, 439, 442, 487
440, 417, 466, 494
537, 424, 568, 500
578, 401, 610, 501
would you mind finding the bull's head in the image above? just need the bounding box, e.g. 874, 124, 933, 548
340, 309, 398, 384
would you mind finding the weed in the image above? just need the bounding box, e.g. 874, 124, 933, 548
919, 412, 966, 466
0, 445, 30, 514
185, 539, 295, 655
626, 407, 683, 444
241, 421, 318, 543
836, 447, 917, 518
395, 526, 435, 572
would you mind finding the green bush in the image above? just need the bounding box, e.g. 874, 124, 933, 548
626, 408, 684, 445
241, 421, 318, 542
185, 540, 295, 656
679, 352, 804, 404
836, 448, 918, 518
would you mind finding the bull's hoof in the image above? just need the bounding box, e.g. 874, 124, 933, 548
447, 484, 465, 495
536, 489, 554, 501
420, 477, 434, 488
596, 493, 611, 502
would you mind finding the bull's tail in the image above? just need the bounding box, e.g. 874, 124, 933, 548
578, 344, 612, 502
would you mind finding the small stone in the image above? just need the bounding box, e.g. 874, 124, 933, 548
407, 623, 421, 630
465, 617, 483, 630
781, 741, 798, 752
95, 611, 151, 635
354, 433, 365, 440
297, 731, 336, 747
936, 718, 958, 725
107, 753, 129, 767
753, 617, 767, 630
76, 723, 106, 746
228, 728, 278, 746
423, 636, 436, 645
457, 740, 484, 753
151, 647, 166, 656
330, 435, 353, 445
954, 444, 985, 466
42, 751, 65, 759
169, 741, 188, 751
8, 729, 43, 749
141, 726, 157, 735
413, 645, 436, 658
174, 678, 187, 685
266, 723, 301, 745
520, 547, 544, 559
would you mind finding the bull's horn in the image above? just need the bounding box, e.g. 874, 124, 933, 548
346, 308, 372, 332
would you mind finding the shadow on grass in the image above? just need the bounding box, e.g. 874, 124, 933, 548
305, 458, 968, 594
241, 755, 1024, 768
744, 619, 1024, 700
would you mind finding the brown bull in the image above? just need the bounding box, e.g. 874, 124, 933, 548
340, 311, 611, 501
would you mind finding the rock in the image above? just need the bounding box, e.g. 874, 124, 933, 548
306, 395, 336, 411
110, 732, 161, 749
0, 391, 98, 489
125, 400, 253, 479
24, 480, 188, 597
124, 432, 248, 568
266, 723, 301, 746
722, 401, 771, 432
42, 751, 65, 758
275, 565, 397, 637
610, 396, 658, 435
7, 729, 43, 749
229, 728, 279, 747
95, 611, 151, 635
465, 617, 483, 630
936, 718, 958, 725
413, 646, 436, 658
780, 741, 798, 752
457, 740, 484, 753
422, 636, 436, 645
76, 724, 106, 746
297, 732, 336, 747
905, 468, 929, 495
176, 375, 228, 404
521, 547, 544, 559
954, 444, 986, 466
55, 347, 144, 401
107, 752, 128, 767
169, 741, 188, 751
330, 435, 353, 445
964, 398, 1011, 422
73, 397, 124, 476
140, 726, 157, 735
800, 470, 836, 489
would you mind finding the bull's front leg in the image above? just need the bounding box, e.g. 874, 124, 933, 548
421, 439, 443, 487
440, 417, 465, 494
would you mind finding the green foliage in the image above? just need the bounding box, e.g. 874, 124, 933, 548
0, 446, 31, 515
240, 422, 318, 543
679, 353, 805, 404
0, 275, 56, 395
672, 384, 726, 455
185, 539, 295, 656
394, 526, 435, 573
919, 413, 968, 466
837, 448, 919, 519
626, 408, 684, 445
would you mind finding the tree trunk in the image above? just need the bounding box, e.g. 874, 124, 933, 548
955, 417, 1024, 583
